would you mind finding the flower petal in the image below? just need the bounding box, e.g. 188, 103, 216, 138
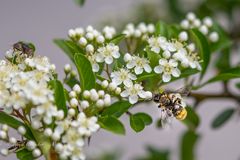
154, 66, 163, 73
129, 95, 138, 104
171, 68, 181, 77
144, 64, 152, 73
134, 66, 143, 75
162, 73, 171, 82
120, 90, 129, 97
105, 56, 113, 64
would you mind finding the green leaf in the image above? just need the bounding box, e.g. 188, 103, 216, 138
200, 67, 240, 88
130, 114, 145, 132
215, 48, 231, 72
182, 107, 200, 130
50, 80, 68, 116
190, 29, 211, 78
210, 23, 232, 52
54, 39, 83, 62
109, 34, 126, 44
155, 21, 169, 37
74, 53, 96, 90
75, 0, 85, 6
236, 82, 240, 89
0, 112, 34, 140
135, 146, 170, 160
180, 130, 199, 160
16, 148, 34, 160
211, 108, 235, 129
134, 113, 152, 125
98, 116, 125, 135
101, 101, 132, 117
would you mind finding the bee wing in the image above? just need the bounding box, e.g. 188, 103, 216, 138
175, 87, 190, 96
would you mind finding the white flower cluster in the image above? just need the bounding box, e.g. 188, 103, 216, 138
123, 22, 155, 39
43, 111, 100, 160
147, 35, 202, 82
0, 56, 56, 118
180, 12, 219, 42
109, 67, 152, 104
68, 26, 120, 73
69, 84, 112, 109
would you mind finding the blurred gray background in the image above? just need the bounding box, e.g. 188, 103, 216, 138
0, 0, 240, 160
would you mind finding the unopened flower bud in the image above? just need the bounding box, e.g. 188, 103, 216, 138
101, 80, 109, 88
70, 98, 78, 108
83, 90, 91, 99
18, 126, 26, 135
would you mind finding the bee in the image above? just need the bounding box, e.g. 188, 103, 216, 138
13, 41, 35, 57
153, 88, 189, 121
8, 140, 27, 152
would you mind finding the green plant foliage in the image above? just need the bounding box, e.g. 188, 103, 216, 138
134, 113, 153, 125
203, 67, 240, 86
211, 108, 235, 129
109, 34, 126, 44
180, 130, 199, 160
74, 0, 85, 6
130, 114, 145, 132
16, 148, 34, 160
98, 116, 126, 135
190, 29, 210, 78
49, 80, 68, 116
130, 113, 152, 132
182, 107, 200, 130
101, 101, 132, 117
134, 146, 170, 160
54, 39, 83, 62
0, 112, 34, 140
74, 53, 96, 90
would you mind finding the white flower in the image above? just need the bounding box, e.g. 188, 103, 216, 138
111, 68, 137, 87
126, 56, 152, 75
26, 140, 37, 151
199, 25, 208, 35
186, 52, 202, 70
203, 17, 213, 27
120, 83, 147, 104
76, 112, 100, 136
18, 126, 26, 135
32, 148, 41, 157
154, 59, 181, 82
96, 43, 120, 64
178, 31, 188, 41
209, 32, 219, 42
148, 36, 167, 54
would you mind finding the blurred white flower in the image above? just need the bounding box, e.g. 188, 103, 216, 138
154, 59, 181, 82
120, 83, 147, 104
96, 43, 120, 64
126, 56, 152, 75
148, 36, 167, 54
111, 68, 137, 87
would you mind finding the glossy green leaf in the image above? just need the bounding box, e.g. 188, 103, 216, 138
101, 101, 132, 117
16, 148, 34, 160
155, 21, 168, 37
182, 107, 200, 130
109, 34, 126, 44
98, 116, 125, 135
54, 39, 83, 62
130, 114, 145, 132
215, 48, 231, 72
0, 112, 34, 140
50, 80, 68, 116
211, 108, 235, 129
74, 53, 96, 90
134, 113, 152, 125
180, 130, 199, 160
190, 29, 210, 78
202, 67, 240, 87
